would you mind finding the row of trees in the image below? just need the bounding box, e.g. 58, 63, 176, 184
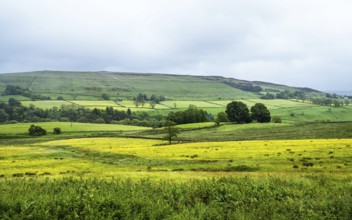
309, 98, 350, 107
0, 98, 169, 127
166, 105, 212, 124
261, 90, 307, 100
133, 93, 166, 108
223, 81, 263, 92
3, 85, 51, 100
0, 98, 129, 124
225, 101, 271, 124
1, 98, 271, 127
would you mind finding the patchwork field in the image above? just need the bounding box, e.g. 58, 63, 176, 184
17, 98, 352, 123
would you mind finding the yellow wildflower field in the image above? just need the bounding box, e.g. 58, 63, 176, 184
0, 138, 351, 179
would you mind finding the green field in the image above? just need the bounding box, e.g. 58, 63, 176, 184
0, 121, 352, 218
0, 71, 263, 100
1, 121, 351, 178
17, 98, 352, 124
1, 72, 352, 219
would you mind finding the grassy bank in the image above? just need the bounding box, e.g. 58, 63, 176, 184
0, 176, 351, 219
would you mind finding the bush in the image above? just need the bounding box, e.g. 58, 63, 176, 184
271, 116, 282, 123
28, 124, 47, 136
101, 93, 110, 100
53, 127, 61, 134
95, 118, 105, 124
77, 116, 89, 123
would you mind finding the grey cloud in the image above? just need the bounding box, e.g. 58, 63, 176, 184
0, 0, 352, 90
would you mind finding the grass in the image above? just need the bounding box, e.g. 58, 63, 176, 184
140, 122, 352, 142
0, 135, 351, 219
271, 105, 352, 122
1, 71, 351, 218
1, 176, 351, 219
0, 122, 351, 219
21, 100, 71, 109
176, 122, 352, 142
0, 122, 149, 137
0, 71, 262, 100
1, 137, 351, 177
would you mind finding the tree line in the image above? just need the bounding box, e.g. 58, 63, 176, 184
0, 98, 165, 126
166, 105, 213, 124
3, 85, 51, 100
260, 89, 351, 107
133, 93, 166, 108
1, 98, 272, 127
225, 101, 271, 124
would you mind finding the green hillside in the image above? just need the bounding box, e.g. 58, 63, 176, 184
0, 71, 323, 101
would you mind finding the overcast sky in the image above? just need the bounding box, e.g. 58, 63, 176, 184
1, 0, 352, 91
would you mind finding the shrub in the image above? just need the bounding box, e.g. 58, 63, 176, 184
271, 116, 282, 123
28, 124, 47, 136
101, 93, 110, 100
53, 127, 61, 134
77, 116, 89, 123
95, 118, 105, 124
303, 162, 314, 167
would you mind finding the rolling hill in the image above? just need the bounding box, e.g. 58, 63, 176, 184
0, 71, 324, 101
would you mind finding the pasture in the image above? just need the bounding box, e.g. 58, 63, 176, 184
0, 71, 351, 218
0, 71, 262, 100
1, 121, 352, 218
16, 98, 352, 124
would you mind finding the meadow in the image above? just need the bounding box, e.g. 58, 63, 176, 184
1, 71, 352, 218
1, 125, 352, 218
1, 120, 352, 219
1, 137, 351, 178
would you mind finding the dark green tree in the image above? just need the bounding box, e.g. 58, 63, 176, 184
0, 109, 8, 123
28, 124, 47, 136
127, 108, 132, 118
53, 127, 61, 134
250, 103, 271, 123
8, 98, 21, 107
149, 101, 156, 109
214, 112, 229, 126
225, 101, 251, 124
163, 120, 180, 144
101, 93, 110, 100
216, 112, 229, 122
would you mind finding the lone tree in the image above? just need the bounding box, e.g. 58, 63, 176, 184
101, 93, 110, 100
163, 120, 180, 144
28, 124, 47, 136
225, 101, 251, 124
127, 108, 132, 118
250, 103, 271, 123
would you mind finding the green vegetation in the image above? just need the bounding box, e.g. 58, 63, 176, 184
163, 121, 180, 144
0, 71, 352, 218
28, 124, 46, 136
226, 101, 252, 123
1, 177, 351, 219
